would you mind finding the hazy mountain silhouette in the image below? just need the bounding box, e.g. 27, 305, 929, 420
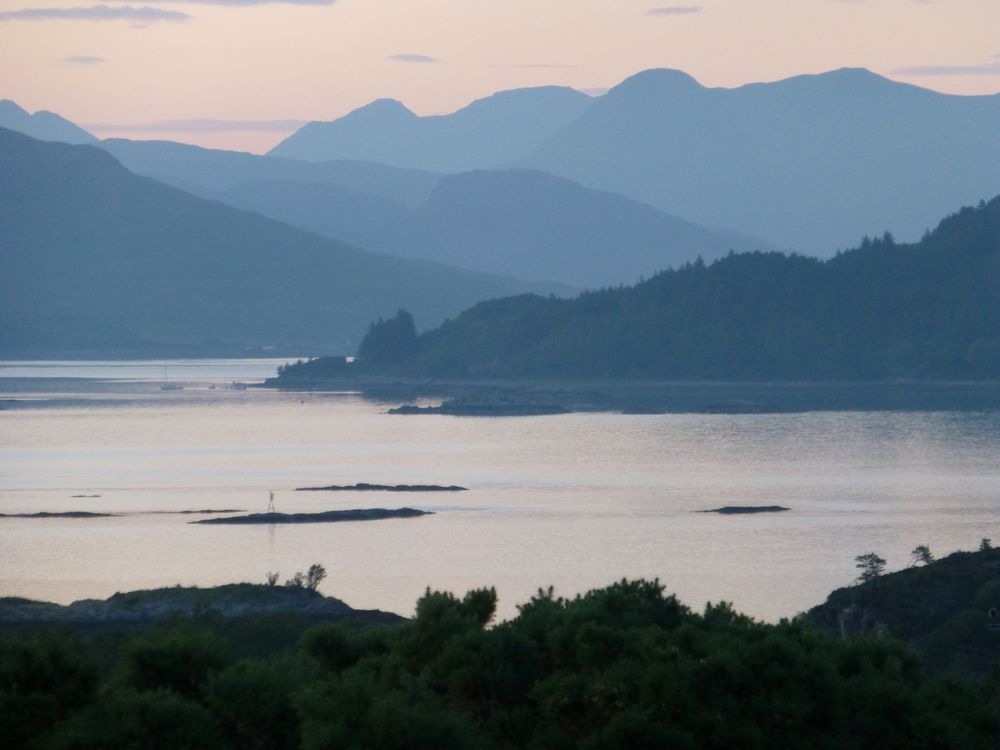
0, 128, 563, 356
99, 138, 439, 207
403, 170, 768, 286
269, 86, 594, 172
516, 68, 1000, 253
341, 196, 1000, 380
205, 169, 768, 288
0, 99, 96, 144
210, 178, 413, 256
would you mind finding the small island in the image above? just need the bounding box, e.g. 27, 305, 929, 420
296, 483, 467, 492
192, 507, 432, 525
389, 390, 570, 417
1, 509, 244, 519
699, 505, 791, 514
0, 511, 115, 519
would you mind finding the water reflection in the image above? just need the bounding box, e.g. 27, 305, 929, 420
1, 366, 998, 622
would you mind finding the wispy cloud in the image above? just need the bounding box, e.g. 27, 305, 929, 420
0, 5, 189, 22
388, 53, 437, 64
85, 118, 307, 134
892, 61, 1000, 76
646, 5, 701, 15
59, 55, 107, 64
98, 0, 335, 4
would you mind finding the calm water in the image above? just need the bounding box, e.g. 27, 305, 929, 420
1, 361, 998, 621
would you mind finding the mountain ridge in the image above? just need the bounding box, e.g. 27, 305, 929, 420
268, 85, 594, 171
0, 128, 563, 356
0, 99, 97, 145
517, 67, 1000, 253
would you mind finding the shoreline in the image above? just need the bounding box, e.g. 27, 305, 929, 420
264, 376, 1000, 415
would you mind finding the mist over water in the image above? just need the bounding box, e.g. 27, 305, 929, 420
1, 362, 998, 621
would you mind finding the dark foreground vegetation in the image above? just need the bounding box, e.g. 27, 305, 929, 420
3, 559, 999, 749
279, 196, 1000, 382
807, 545, 1000, 680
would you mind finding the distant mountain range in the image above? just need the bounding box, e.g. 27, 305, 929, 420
258, 68, 1000, 254
268, 86, 593, 172
8, 66, 996, 259
209, 168, 764, 288
516, 68, 1000, 253
98, 138, 439, 207
0, 99, 96, 145
0, 128, 562, 356
94, 138, 758, 287
331, 196, 1000, 381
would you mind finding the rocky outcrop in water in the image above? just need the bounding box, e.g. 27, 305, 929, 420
699, 506, 790, 514
296, 483, 466, 492
192, 507, 432, 525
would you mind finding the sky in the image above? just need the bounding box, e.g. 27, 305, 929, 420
1, 0, 998, 153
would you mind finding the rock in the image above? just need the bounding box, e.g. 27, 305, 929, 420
698, 506, 791, 514
192, 507, 433, 525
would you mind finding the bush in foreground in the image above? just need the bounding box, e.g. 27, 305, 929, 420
2, 579, 998, 749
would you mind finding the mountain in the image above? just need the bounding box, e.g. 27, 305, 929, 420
213, 169, 770, 288
319, 196, 1000, 380
96, 137, 759, 287
98, 138, 440, 207
0, 128, 562, 356
268, 86, 594, 172
0, 99, 96, 145
516, 68, 1000, 254
211, 178, 413, 255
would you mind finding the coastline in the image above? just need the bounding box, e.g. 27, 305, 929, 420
264, 376, 1000, 415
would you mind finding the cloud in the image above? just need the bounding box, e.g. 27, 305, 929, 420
647, 5, 701, 15
99, 0, 335, 4
0, 5, 189, 22
59, 55, 107, 64
578, 87, 609, 97
388, 53, 437, 64
892, 61, 1000, 76
85, 118, 307, 134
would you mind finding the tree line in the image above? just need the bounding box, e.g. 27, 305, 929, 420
3, 575, 998, 749
281, 197, 1000, 382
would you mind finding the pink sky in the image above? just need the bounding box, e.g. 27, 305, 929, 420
1, 0, 998, 153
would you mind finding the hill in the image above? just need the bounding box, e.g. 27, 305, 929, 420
214, 169, 767, 288
99, 138, 760, 287
98, 137, 439, 207
0, 128, 561, 357
268, 85, 594, 171
517, 68, 1000, 253
0, 99, 96, 145
322, 196, 1000, 380
0, 583, 403, 627
804, 545, 1000, 679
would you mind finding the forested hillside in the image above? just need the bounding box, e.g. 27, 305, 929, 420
347, 197, 1000, 380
